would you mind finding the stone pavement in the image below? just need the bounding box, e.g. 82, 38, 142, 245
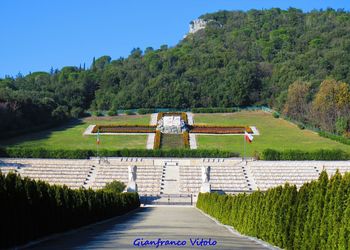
26, 207, 277, 250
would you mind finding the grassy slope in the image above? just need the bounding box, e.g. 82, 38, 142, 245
195, 111, 350, 156
0, 115, 150, 150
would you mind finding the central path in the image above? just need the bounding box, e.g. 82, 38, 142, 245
27, 207, 275, 249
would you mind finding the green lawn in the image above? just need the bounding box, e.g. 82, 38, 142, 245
194, 111, 350, 156
160, 134, 184, 150
0, 115, 150, 150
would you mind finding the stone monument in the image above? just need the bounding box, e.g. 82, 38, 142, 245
200, 166, 211, 193
126, 165, 138, 192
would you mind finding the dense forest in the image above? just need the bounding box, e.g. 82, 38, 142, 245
1, 8, 350, 134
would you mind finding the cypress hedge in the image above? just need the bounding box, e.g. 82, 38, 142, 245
261, 149, 350, 160
197, 171, 350, 250
0, 172, 140, 248
0, 147, 239, 158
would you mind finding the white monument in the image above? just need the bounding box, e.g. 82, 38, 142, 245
200, 166, 211, 193
126, 165, 138, 192
157, 116, 186, 134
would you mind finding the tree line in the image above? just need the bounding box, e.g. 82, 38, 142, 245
1, 8, 350, 136
0, 172, 140, 248
197, 171, 350, 249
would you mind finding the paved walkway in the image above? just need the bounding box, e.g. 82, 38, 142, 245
26, 207, 275, 249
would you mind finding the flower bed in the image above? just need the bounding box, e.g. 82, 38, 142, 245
92, 125, 156, 133
190, 125, 253, 134
153, 131, 161, 149
183, 131, 190, 148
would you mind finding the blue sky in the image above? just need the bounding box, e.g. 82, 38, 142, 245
0, 0, 349, 77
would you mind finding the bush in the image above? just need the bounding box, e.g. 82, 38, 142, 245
0, 147, 239, 158
125, 110, 136, 115
319, 131, 350, 145
70, 107, 84, 118
336, 117, 348, 135
261, 148, 350, 160
137, 108, 156, 115
103, 180, 126, 193
297, 123, 305, 130
272, 111, 280, 118
107, 109, 118, 116
93, 110, 103, 117
197, 171, 350, 250
191, 107, 236, 113
0, 172, 139, 248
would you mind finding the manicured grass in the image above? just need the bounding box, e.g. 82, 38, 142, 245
160, 134, 184, 150
195, 111, 350, 156
0, 115, 150, 150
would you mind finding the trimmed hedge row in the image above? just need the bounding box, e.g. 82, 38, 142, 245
261, 149, 350, 160
197, 171, 350, 250
154, 131, 161, 149
0, 172, 140, 248
191, 107, 237, 113
137, 108, 156, 114
319, 131, 350, 145
183, 131, 190, 149
0, 147, 239, 158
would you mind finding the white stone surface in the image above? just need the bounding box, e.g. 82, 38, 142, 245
150, 113, 158, 125
83, 125, 95, 135
189, 134, 197, 149
162, 163, 180, 194
146, 133, 155, 149
163, 116, 181, 127
186, 112, 194, 125
250, 126, 260, 135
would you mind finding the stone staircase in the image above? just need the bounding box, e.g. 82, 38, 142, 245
160, 161, 180, 195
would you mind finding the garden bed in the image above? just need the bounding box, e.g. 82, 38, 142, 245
190, 125, 253, 134
92, 125, 156, 133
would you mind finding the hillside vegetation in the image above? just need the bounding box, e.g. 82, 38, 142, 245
1, 8, 350, 135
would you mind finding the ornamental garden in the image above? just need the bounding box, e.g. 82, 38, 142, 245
2, 109, 350, 158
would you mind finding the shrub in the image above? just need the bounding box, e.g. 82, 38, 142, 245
137, 108, 156, 115
103, 180, 126, 193
191, 107, 236, 113
261, 148, 350, 160
336, 117, 349, 135
93, 110, 103, 117
125, 110, 136, 115
70, 107, 84, 118
0, 172, 139, 248
297, 123, 305, 130
318, 131, 350, 145
272, 111, 280, 118
107, 109, 118, 116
